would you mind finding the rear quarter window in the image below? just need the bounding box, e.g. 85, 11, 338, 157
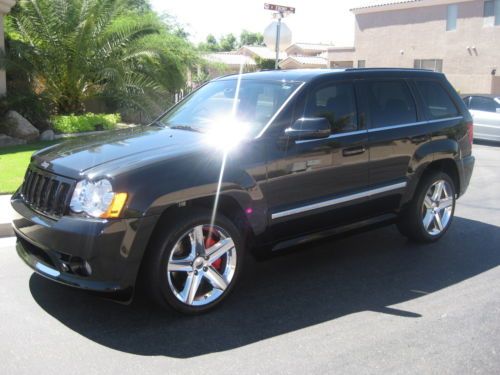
415, 80, 459, 120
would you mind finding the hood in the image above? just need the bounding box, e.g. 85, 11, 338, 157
32, 126, 207, 178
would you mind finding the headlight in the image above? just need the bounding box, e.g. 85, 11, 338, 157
70, 179, 127, 218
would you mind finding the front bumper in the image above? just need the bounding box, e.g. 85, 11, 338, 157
11, 193, 158, 296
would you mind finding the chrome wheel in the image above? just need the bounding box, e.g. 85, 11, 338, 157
421, 180, 454, 236
166, 224, 237, 306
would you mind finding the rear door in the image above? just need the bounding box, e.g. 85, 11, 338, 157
263, 78, 370, 241
360, 78, 429, 214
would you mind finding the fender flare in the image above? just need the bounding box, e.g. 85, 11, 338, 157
401, 138, 459, 206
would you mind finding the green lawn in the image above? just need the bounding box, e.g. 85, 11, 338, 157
0, 140, 61, 194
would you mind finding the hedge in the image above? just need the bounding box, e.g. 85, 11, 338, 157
51, 113, 121, 133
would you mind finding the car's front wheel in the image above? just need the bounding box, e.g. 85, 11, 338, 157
398, 171, 456, 243
143, 208, 244, 314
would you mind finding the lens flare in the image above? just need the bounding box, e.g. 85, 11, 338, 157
205, 115, 250, 151
209, 62, 245, 232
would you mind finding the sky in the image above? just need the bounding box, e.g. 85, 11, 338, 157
149, 1, 382, 47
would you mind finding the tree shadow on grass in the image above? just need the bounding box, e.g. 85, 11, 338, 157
29, 216, 500, 358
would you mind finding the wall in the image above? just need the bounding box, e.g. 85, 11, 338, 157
328, 48, 356, 67
329, 0, 500, 94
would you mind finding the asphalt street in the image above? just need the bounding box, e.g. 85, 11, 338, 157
1, 143, 499, 375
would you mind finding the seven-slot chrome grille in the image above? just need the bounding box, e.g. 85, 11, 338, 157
21, 167, 75, 218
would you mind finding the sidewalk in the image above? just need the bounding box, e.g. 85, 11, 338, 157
0, 195, 13, 238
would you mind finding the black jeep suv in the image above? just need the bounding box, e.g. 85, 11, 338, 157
12, 68, 475, 314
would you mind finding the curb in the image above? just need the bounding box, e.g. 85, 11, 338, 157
0, 223, 13, 238
0, 194, 13, 238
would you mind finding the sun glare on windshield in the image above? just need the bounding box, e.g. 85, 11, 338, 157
159, 74, 301, 143
204, 115, 251, 151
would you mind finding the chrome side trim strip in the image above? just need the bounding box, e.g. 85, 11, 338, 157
368, 116, 463, 133
271, 181, 407, 220
296, 129, 367, 144
256, 82, 307, 139
293, 116, 464, 143
368, 120, 426, 132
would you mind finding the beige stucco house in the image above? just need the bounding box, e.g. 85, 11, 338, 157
203, 43, 335, 75
285, 42, 334, 57
278, 42, 333, 69
0, 0, 16, 95
279, 55, 329, 69
329, 0, 500, 94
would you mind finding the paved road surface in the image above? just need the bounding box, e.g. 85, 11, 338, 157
1, 143, 499, 375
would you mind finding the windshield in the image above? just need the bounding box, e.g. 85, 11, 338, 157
158, 79, 301, 137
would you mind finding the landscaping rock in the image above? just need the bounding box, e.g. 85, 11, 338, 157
39, 129, 55, 141
0, 134, 27, 147
4, 111, 39, 141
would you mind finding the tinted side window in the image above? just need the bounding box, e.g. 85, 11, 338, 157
469, 96, 498, 112
416, 80, 459, 119
303, 82, 358, 133
365, 80, 417, 128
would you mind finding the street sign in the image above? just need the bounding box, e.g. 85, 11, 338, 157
263, 21, 292, 51
264, 3, 295, 13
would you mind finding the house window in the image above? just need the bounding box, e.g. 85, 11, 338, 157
414, 59, 443, 72
484, 0, 500, 26
358, 60, 366, 68
447, 4, 458, 30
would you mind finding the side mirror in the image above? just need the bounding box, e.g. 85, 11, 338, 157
284, 117, 331, 141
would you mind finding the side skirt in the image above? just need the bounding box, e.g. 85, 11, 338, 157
271, 213, 398, 252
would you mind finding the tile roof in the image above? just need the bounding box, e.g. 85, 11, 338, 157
237, 46, 287, 60
204, 53, 256, 66
287, 43, 336, 52
279, 56, 329, 67
350, 0, 423, 12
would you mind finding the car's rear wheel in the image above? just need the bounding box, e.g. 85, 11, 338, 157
143, 208, 244, 314
398, 171, 456, 243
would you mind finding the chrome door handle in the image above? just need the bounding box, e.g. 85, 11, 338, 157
342, 146, 366, 156
411, 135, 430, 144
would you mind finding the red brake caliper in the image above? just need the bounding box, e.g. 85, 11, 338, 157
205, 230, 223, 271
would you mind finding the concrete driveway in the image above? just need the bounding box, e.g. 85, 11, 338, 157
1, 143, 499, 374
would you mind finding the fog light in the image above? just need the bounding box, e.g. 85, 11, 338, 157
68, 257, 92, 276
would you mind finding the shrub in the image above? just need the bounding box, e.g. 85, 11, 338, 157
51, 113, 121, 134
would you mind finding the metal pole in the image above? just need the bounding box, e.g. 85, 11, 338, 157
274, 14, 282, 70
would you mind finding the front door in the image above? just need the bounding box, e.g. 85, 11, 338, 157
263, 79, 370, 241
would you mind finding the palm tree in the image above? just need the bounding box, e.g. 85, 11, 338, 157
1, 0, 197, 116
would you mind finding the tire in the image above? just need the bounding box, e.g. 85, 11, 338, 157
397, 171, 456, 243
142, 207, 244, 314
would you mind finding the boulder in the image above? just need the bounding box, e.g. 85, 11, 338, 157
39, 129, 55, 141
0, 134, 27, 147
4, 111, 39, 141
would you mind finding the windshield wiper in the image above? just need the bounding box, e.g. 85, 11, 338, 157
168, 124, 203, 133
149, 120, 164, 127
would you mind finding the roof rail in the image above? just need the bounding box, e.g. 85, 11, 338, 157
344, 67, 436, 72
